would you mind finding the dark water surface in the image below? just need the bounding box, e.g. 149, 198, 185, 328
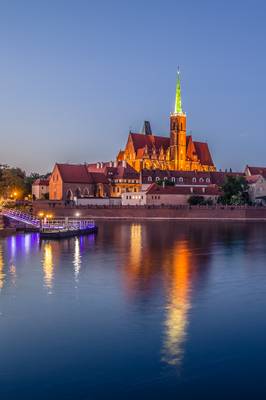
1, 221, 266, 399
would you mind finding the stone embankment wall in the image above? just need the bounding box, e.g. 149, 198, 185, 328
32, 203, 266, 221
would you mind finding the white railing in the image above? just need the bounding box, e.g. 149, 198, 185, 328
1, 208, 40, 227
1, 208, 96, 232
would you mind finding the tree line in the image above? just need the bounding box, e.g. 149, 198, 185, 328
0, 164, 49, 199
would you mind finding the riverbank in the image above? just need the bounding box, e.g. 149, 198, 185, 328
32, 203, 266, 221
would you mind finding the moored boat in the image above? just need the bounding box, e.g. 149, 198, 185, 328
39, 218, 98, 239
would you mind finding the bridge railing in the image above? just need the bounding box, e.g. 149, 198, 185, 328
1, 208, 40, 227
1, 208, 95, 231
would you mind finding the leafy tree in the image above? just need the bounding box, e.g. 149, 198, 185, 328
157, 179, 175, 186
218, 176, 249, 205
0, 167, 27, 199
188, 196, 213, 206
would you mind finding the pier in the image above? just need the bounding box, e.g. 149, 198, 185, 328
0, 207, 97, 237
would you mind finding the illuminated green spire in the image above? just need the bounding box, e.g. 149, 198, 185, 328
175, 68, 183, 114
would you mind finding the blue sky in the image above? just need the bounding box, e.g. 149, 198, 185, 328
0, 0, 266, 173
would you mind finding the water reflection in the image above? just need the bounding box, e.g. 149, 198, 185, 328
73, 238, 81, 283
42, 243, 54, 292
0, 242, 4, 291
162, 240, 192, 366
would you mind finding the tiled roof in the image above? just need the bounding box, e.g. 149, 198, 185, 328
209, 171, 244, 185
141, 169, 212, 185
246, 166, 266, 178
90, 172, 109, 184
129, 133, 170, 153
32, 178, 50, 186
193, 141, 214, 166
246, 175, 261, 184
56, 164, 93, 184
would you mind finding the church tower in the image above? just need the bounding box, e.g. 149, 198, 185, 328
170, 70, 187, 170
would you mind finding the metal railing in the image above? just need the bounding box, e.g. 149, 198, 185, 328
1, 207, 40, 227
1, 208, 95, 231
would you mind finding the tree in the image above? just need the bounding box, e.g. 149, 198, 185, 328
188, 196, 213, 206
157, 179, 175, 186
218, 176, 249, 205
0, 167, 27, 199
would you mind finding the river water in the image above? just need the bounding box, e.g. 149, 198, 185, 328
0, 221, 266, 399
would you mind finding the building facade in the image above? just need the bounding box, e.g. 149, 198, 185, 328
245, 166, 266, 204
32, 178, 50, 200
117, 72, 216, 173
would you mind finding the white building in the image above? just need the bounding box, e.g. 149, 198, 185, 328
32, 178, 50, 200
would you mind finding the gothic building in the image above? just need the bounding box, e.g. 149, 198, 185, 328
117, 72, 216, 172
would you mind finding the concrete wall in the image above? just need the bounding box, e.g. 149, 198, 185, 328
32, 203, 266, 220
77, 197, 121, 206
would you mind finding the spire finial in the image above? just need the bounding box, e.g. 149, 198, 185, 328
175, 67, 183, 114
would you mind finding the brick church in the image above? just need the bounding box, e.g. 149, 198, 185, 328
117, 71, 216, 172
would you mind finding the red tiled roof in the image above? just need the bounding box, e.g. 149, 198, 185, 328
246, 175, 261, 184
141, 169, 212, 185
130, 133, 170, 154
209, 171, 244, 185
90, 172, 109, 184
56, 164, 93, 184
193, 141, 214, 166
246, 166, 266, 178
32, 178, 50, 186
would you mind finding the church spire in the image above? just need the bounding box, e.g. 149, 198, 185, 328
175, 68, 183, 114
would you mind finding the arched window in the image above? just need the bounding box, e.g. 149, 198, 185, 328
192, 177, 197, 183
66, 189, 73, 201
148, 176, 152, 182
206, 178, 210, 183
164, 177, 168, 181
155, 177, 160, 182
179, 177, 183, 183
171, 177, 175, 183
199, 178, 204, 183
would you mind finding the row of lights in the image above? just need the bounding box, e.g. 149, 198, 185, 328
38, 212, 81, 219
